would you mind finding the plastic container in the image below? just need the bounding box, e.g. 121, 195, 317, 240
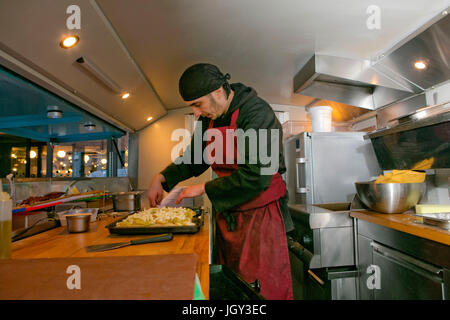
282, 120, 312, 141
0, 193, 12, 259
56, 208, 98, 226
309, 106, 332, 132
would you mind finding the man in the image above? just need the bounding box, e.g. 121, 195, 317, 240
147, 63, 294, 300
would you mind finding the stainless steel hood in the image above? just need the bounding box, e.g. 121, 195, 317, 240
294, 10, 450, 111
294, 54, 416, 110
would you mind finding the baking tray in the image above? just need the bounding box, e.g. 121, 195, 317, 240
412, 212, 450, 230
105, 207, 204, 235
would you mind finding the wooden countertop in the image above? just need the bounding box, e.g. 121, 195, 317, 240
11, 214, 210, 299
351, 210, 450, 246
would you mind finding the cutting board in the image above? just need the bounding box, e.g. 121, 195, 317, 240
0, 254, 197, 300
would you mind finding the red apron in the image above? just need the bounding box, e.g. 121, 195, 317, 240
207, 108, 293, 300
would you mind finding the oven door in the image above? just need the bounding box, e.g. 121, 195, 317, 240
288, 236, 357, 300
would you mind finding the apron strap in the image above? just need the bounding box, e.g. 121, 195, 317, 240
208, 108, 240, 130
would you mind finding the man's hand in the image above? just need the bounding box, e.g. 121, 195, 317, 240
147, 173, 166, 207
176, 183, 205, 204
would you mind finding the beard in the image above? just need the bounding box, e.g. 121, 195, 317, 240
207, 94, 226, 119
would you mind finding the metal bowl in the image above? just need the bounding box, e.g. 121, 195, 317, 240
65, 213, 91, 233
355, 181, 426, 213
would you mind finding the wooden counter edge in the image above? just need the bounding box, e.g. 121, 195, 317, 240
350, 210, 450, 246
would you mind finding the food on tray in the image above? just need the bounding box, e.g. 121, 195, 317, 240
19, 191, 66, 206
374, 170, 426, 184
116, 207, 196, 227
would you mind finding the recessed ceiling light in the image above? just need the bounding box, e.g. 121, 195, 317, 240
147, 116, 153, 121
121, 92, 130, 99
57, 150, 66, 158
60, 35, 79, 49
414, 61, 427, 70
47, 106, 63, 118
84, 122, 96, 131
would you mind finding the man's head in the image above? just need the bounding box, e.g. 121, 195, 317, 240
179, 63, 232, 119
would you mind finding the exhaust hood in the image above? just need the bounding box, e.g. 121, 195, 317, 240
294, 10, 450, 111
294, 54, 417, 110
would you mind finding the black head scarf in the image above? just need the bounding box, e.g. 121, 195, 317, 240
179, 63, 231, 101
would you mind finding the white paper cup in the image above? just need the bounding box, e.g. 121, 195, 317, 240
0, 199, 12, 259
309, 106, 332, 132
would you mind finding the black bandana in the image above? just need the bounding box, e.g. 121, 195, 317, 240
179, 63, 231, 101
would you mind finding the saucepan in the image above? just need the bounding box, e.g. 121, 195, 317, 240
112, 191, 145, 212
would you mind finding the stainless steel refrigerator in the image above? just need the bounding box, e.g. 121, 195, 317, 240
283, 132, 380, 205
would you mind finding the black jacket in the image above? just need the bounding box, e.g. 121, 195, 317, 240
161, 83, 293, 231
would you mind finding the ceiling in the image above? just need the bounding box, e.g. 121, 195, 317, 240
0, 0, 449, 129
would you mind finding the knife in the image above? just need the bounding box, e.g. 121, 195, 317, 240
85, 233, 173, 252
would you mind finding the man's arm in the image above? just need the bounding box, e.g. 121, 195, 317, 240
159, 117, 211, 192
147, 173, 166, 207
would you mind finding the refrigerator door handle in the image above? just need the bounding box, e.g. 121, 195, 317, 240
296, 158, 309, 194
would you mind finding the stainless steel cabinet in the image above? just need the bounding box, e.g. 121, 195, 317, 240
356, 219, 448, 300
372, 242, 444, 299
357, 234, 374, 300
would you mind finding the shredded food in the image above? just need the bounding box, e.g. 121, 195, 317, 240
116, 207, 196, 227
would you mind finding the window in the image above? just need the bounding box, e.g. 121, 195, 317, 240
0, 134, 47, 178
52, 140, 108, 178
51, 135, 128, 178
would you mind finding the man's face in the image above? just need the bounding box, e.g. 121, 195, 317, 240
186, 88, 226, 119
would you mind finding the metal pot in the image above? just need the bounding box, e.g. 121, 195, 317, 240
66, 213, 91, 233
112, 191, 144, 212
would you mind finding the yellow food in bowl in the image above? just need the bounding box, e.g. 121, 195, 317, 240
411, 157, 434, 170
374, 170, 426, 184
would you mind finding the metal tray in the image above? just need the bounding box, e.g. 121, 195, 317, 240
105, 208, 204, 235
413, 212, 450, 230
